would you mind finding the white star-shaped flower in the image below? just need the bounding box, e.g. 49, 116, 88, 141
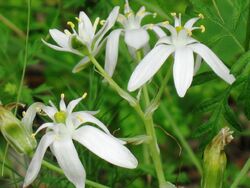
128, 13, 235, 97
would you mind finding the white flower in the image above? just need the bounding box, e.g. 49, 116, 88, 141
104, 0, 165, 77
23, 94, 138, 188
42, 7, 120, 73
127, 13, 236, 97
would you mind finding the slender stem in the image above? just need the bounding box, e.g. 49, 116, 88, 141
244, 2, 250, 51
88, 55, 169, 187
0, 14, 26, 39
1, 143, 9, 176
160, 105, 203, 175
42, 160, 110, 188
15, 0, 31, 114
230, 158, 250, 188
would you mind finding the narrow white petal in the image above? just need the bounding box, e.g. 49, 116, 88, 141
128, 45, 174, 91
124, 29, 149, 50
66, 97, 83, 114
42, 39, 69, 51
72, 57, 91, 73
151, 25, 166, 38
189, 43, 235, 84
33, 123, 55, 135
59, 98, 66, 112
78, 11, 94, 40
49, 29, 69, 48
184, 17, 199, 30
104, 29, 122, 76
173, 47, 194, 97
42, 106, 57, 121
94, 6, 120, 48
73, 126, 138, 169
21, 102, 44, 133
23, 133, 55, 187
156, 36, 172, 45
51, 137, 86, 188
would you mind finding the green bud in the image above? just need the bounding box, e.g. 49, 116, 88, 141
202, 127, 233, 188
0, 106, 36, 155
71, 35, 89, 55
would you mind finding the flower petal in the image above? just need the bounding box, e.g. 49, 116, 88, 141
151, 25, 166, 38
66, 97, 83, 114
23, 132, 55, 187
173, 47, 194, 97
189, 43, 235, 84
51, 137, 86, 188
73, 126, 138, 169
94, 6, 120, 49
78, 11, 94, 41
49, 29, 69, 48
42, 106, 57, 121
21, 102, 44, 133
104, 29, 122, 76
194, 55, 202, 75
124, 29, 149, 50
72, 57, 91, 73
128, 45, 174, 91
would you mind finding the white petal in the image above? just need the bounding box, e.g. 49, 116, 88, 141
173, 47, 194, 97
189, 43, 235, 84
72, 57, 91, 73
49, 29, 69, 48
73, 126, 138, 169
33, 123, 55, 135
78, 11, 94, 40
42, 106, 57, 121
128, 45, 174, 91
59, 97, 66, 112
194, 55, 202, 75
104, 29, 122, 76
124, 29, 149, 50
184, 17, 200, 30
156, 36, 172, 45
23, 132, 55, 187
94, 6, 120, 49
51, 137, 86, 188
151, 25, 166, 38
66, 97, 83, 114
21, 102, 44, 133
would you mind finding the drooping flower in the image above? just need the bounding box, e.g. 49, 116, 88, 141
128, 13, 236, 97
23, 94, 138, 188
42, 7, 120, 73
0, 102, 43, 155
104, 0, 165, 77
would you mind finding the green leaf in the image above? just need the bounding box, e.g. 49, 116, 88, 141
231, 51, 250, 76
194, 97, 221, 113
223, 103, 242, 131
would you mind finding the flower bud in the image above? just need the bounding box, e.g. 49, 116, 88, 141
0, 106, 36, 155
202, 127, 233, 188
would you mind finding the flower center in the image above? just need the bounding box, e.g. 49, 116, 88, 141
175, 26, 183, 33
54, 111, 67, 123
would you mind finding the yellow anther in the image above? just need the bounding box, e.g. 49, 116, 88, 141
100, 20, 106, 25
171, 12, 177, 17
67, 21, 75, 28
162, 21, 169, 26
31, 133, 36, 139
61, 93, 65, 99
200, 25, 205, 32
64, 29, 71, 36
153, 12, 157, 18
199, 13, 204, 19
75, 17, 80, 22
22, 111, 26, 117
186, 29, 192, 36
82, 92, 87, 99
148, 24, 154, 30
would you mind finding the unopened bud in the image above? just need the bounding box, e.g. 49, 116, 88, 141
202, 127, 233, 188
0, 106, 36, 155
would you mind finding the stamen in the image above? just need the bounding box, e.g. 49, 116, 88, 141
200, 25, 205, 32
61, 93, 65, 99
82, 92, 87, 99
93, 17, 100, 32
100, 20, 106, 25
31, 133, 36, 139
153, 12, 157, 18
64, 29, 71, 36
125, 12, 133, 17
22, 111, 26, 117
67, 21, 75, 29
199, 13, 204, 19
75, 17, 80, 22
148, 24, 154, 30
171, 12, 177, 17
161, 21, 169, 26
186, 29, 192, 36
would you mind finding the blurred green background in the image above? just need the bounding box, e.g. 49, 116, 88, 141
0, 0, 249, 187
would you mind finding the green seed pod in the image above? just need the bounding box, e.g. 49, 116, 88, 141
202, 127, 233, 188
0, 106, 37, 155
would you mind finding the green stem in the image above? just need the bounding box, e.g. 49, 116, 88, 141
88, 55, 169, 187
42, 160, 110, 188
160, 105, 203, 175
230, 158, 250, 188
15, 0, 31, 114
